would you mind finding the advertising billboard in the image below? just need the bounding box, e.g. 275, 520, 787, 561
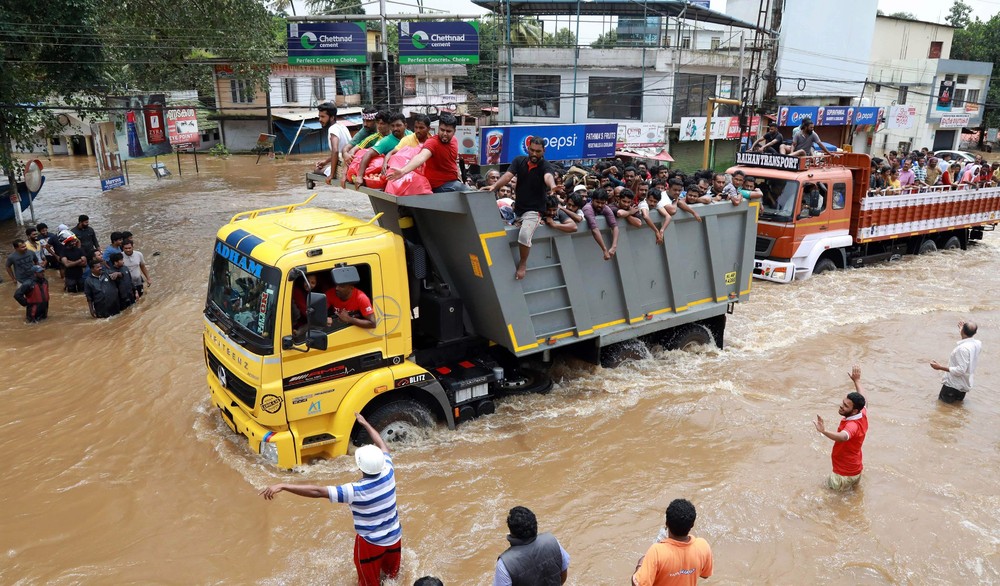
936, 80, 955, 112
399, 21, 480, 64
776, 106, 818, 127
107, 94, 173, 161
454, 126, 479, 164
92, 122, 126, 191
678, 116, 761, 141
287, 22, 367, 65
479, 124, 617, 165
166, 107, 200, 150
617, 123, 666, 148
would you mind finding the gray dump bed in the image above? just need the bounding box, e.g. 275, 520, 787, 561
366, 188, 757, 358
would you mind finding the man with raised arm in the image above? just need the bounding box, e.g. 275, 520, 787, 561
259, 412, 402, 585
814, 365, 868, 491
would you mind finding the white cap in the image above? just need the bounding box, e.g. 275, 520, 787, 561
573, 184, 588, 193
355, 444, 385, 475
57, 224, 69, 232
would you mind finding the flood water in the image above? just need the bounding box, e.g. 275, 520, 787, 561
2, 154, 999, 585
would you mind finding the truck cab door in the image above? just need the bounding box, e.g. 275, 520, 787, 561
279, 254, 390, 430
793, 180, 833, 247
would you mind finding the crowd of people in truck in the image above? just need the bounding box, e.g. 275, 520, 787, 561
868, 149, 998, 195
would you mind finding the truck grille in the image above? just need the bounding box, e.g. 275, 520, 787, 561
755, 236, 774, 255
207, 351, 257, 409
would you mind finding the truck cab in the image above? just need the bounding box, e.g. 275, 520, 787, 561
731, 152, 869, 282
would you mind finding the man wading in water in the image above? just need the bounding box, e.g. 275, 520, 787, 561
814, 365, 868, 490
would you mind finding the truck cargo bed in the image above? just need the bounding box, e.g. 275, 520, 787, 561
855, 184, 1000, 242
365, 188, 757, 358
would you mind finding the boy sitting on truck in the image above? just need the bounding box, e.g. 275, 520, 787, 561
326, 266, 376, 330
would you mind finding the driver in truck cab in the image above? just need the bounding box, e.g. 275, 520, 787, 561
327, 265, 376, 329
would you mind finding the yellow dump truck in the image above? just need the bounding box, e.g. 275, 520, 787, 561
205, 190, 757, 468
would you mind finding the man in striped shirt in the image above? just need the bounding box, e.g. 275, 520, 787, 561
259, 412, 401, 585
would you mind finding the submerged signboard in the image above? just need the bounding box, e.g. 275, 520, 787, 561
287, 22, 367, 65
398, 21, 479, 64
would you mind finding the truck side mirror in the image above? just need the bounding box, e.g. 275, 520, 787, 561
307, 292, 327, 328
305, 329, 328, 351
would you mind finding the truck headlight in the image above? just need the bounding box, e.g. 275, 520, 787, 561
260, 439, 279, 465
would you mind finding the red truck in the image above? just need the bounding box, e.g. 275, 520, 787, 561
729, 152, 1000, 282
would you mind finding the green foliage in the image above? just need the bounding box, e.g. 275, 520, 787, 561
544, 27, 578, 48
209, 143, 231, 158
591, 29, 618, 48
0, 0, 276, 189
887, 12, 917, 20
947, 1, 973, 28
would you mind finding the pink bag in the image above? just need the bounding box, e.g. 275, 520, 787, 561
384, 146, 432, 195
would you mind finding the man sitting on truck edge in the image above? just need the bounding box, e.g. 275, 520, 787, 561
752, 121, 785, 154
386, 113, 469, 193
260, 412, 402, 585
789, 117, 832, 157
326, 267, 377, 330
485, 136, 562, 280
814, 365, 868, 491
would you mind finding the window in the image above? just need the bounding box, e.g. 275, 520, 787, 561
312, 78, 326, 100
832, 182, 846, 210
230, 80, 255, 104
283, 78, 298, 103
672, 74, 738, 121
799, 182, 827, 219
681, 36, 691, 49
945, 74, 954, 82
929, 41, 943, 58
967, 89, 980, 107
710, 37, 721, 50
403, 76, 417, 97
957, 74, 968, 84
953, 88, 966, 107
587, 77, 642, 120
513, 74, 561, 118
897, 85, 908, 104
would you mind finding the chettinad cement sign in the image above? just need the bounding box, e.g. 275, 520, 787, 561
398, 21, 479, 64
287, 22, 367, 65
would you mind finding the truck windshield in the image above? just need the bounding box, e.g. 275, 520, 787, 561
759, 179, 800, 222
206, 241, 280, 350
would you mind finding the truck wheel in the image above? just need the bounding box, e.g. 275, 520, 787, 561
943, 236, 961, 250
664, 324, 713, 351
919, 239, 938, 254
813, 258, 837, 275
496, 368, 553, 395
357, 399, 436, 445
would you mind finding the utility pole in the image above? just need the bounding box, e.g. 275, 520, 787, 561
761, 0, 783, 113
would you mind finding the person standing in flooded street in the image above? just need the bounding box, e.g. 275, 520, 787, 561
258, 413, 402, 586
930, 320, 982, 404
814, 365, 868, 490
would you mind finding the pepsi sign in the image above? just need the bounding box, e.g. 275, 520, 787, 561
478, 124, 618, 165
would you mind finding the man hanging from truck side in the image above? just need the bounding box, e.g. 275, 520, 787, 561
483, 136, 563, 280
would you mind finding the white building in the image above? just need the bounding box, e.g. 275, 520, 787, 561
399, 64, 468, 117
865, 15, 991, 153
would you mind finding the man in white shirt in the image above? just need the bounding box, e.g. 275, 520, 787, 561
930, 320, 982, 403
121, 241, 151, 297
315, 102, 352, 179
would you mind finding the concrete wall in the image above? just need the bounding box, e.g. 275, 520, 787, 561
871, 16, 954, 61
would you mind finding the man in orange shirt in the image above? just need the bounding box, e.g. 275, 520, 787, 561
814, 365, 868, 490
632, 499, 713, 586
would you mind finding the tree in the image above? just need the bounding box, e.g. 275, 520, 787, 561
950, 12, 1000, 142
306, 0, 365, 15
0, 0, 277, 195
545, 27, 578, 48
947, 1, 973, 28
591, 29, 618, 48
887, 11, 917, 20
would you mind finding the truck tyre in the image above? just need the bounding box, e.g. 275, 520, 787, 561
919, 239, 937, 254
359, 399, 436, 445
813, 258, 837, 275
496, 368, 553, 395
664, 324, 713, 351
943, 236, 961, 250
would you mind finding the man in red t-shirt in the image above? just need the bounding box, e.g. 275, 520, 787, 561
814, 365, 869, 490
326, 267, 376, 329
385, 112, 469, 193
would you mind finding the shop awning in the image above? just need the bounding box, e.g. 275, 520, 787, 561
616, 149, 674, 162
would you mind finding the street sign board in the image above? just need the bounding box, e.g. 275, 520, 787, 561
479, 124, 617, 165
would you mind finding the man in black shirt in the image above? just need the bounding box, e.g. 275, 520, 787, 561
71, 214, 101, 261
84, 257, 121, 318
485, 137, 562, 280
60, 235, 87, 293
107, 252, 136, 310
752, 121, 785, 154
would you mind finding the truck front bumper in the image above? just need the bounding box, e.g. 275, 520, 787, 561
752, 258, 795, 283
207, 373, 296, 468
